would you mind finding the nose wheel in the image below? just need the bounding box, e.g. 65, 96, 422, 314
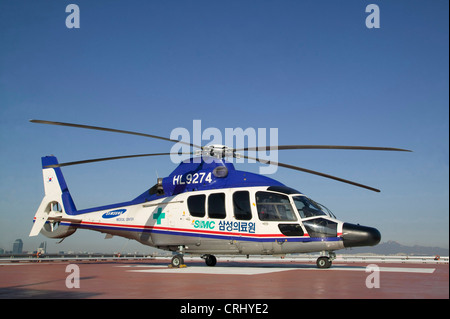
316, 256, 332, 269
316, 251, 335, 269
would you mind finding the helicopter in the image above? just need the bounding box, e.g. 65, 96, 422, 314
29, 119, 411, 268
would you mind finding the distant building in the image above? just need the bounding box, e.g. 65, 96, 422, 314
38, 241, 47, 254
13, 239, 23, 254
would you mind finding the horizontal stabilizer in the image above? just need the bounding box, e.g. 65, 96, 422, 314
30, 213, 49, 237
29, 217, 49, 236
29, 197, 51, 237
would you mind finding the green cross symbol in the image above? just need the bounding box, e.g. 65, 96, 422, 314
153, 207, 166, 225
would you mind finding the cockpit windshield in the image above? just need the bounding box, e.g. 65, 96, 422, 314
293, 196, 335, 219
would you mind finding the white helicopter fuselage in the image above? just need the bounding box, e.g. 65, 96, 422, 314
30, 155, 380, 268
69, 187, 344, 255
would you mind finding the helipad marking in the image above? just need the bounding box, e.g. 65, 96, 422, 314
116, 265, 164, 268
128, 266, 293, 275
125, 265, 435, 275
332, 266, 435, 274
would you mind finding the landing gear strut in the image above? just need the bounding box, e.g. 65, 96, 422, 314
202, 254, 217, 266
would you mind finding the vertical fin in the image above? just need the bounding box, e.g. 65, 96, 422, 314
29, 156, 77, 237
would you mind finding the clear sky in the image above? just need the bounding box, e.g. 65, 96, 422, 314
0, 0, 448, 254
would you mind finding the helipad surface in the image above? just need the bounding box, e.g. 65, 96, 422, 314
0, 258, 448, 300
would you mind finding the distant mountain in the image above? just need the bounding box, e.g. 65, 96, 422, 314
340, 241, 449, 256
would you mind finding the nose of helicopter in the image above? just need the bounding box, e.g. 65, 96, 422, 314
342, 223, 381, 248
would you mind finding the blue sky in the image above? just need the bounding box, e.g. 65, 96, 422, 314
0, 0, 448, 253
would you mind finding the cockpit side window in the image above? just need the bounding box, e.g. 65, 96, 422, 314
293, 196, 327, 218
256, 191, 297, 221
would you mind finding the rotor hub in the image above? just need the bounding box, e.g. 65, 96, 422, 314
195, 144, 241, 159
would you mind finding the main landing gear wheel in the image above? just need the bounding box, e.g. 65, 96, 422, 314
316, 256, 332, 269
204, 254, 217, 267
171, 255, 184, 268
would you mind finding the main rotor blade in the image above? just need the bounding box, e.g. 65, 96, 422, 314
44, 152, 193, 168
235, 145, 412, 152
242, 154, 381, 192
30, 119, 203, 149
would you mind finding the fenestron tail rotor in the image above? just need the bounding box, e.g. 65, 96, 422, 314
30, 119, 411, 192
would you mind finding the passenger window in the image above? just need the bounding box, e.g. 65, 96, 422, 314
208, 193, 226, 219
233, 191, 252, 220
256, 191, 297, 221
187, 194, 206, 217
